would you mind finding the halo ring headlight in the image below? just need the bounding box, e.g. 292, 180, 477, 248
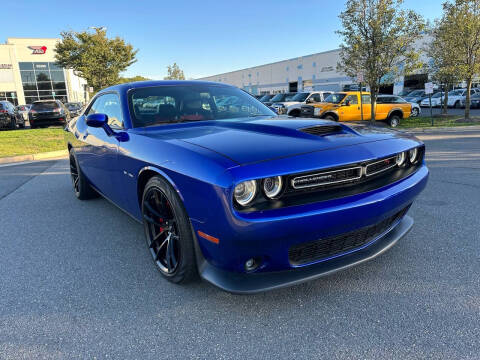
234, 180, 257, 206
408, 148, 419, 164
263, 176, 283, 199
396, 152, 407, 166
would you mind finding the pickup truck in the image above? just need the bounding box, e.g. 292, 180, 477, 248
271, 91, 332, 116
300, 91, 412, 127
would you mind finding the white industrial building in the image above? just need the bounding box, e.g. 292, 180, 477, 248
198, 40, 432, 96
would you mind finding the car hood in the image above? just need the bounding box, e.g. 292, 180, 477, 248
140, 117, 415, 166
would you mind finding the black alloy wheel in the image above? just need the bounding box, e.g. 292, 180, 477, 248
70, 154, 80, 196
142, 176, 197, 283
69, 149, 98, 200
10, 116, 16, 130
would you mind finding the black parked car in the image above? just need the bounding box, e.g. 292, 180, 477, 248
65, 102, 83, 117
28, 100, 71, 128
0, 101, 25, 130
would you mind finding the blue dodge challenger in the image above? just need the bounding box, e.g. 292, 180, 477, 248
65, 80, 429, 293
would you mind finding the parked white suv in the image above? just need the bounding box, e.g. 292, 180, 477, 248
447, 89, 478, 108
272, 91, 332, 116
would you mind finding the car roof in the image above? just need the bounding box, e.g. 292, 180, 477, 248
100, 80, 235, 94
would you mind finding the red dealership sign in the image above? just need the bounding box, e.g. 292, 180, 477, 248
28, 46, 47, 54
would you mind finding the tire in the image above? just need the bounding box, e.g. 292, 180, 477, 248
10, 116, 16, 130
69, 149, 98, 200
411, 108, 419, 117
288, 109, 300, 117
455, 101, 461, 109
388, 115, 400, 127
142, 176, 197, 284
323, 115, 337, 121
18, 122, 25, 129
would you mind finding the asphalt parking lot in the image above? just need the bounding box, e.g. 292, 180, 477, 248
1, 130, 479, 359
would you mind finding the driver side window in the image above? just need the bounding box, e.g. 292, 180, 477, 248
345, 95, 358, 105
87, 93, 123, 128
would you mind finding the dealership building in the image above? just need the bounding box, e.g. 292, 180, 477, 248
198, 38, 432, 95
0, 38, 88, 105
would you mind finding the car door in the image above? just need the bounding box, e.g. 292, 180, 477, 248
361, 94, 372, 120
338, 94, 361, 121
77, 93, 123, 202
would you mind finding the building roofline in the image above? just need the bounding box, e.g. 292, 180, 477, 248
198, 48, 341, 79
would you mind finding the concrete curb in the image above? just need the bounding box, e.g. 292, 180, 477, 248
0, 149, 68, 165
400, 125, 480, 133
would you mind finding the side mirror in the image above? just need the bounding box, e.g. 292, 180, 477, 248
85, 113, 129, 142
86, 113, 108, 128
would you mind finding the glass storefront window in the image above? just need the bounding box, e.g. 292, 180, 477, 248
36, 71, 51, 82
21, 71, 36, 83
53, 82, 66, 90
0, 91, 18, 105
37, 82, 53, 90
50, 71, 65, 82
33, 63, 49, 70
19, 62, 68, 104
19, 63, 33, 70
22, 83, 37, 91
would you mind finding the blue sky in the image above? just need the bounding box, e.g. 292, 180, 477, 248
2, 0, 443, 79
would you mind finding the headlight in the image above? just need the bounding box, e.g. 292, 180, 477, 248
234, 180, 257, 206
396, 152, 407, 166
262, 176, 283, 199
408, 148, 419, 164
314, 107, 322, 116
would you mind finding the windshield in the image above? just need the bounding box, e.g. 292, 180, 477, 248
259, 94, 273, 102
398, 90, 411, 96
31, 101, 58, 110
291, 93, 310, 102
324, 93, 347, 104
431, 92, 443, 98
407, 90, 424, 97
128, 85, 275, 127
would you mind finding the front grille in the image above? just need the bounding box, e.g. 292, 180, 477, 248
288, 205, 410, 265
300, 125, 342, 136
291, 167, 362, 189
365, 156, 397, 176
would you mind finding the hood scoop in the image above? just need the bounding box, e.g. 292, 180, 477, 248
299, 124, 343, 136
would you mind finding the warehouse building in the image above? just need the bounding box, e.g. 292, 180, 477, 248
0, 38, 88, 105
198, 40, 431, 96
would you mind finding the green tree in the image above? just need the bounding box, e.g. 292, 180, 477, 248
337, 0, 425, 122
117, 75, 150, 84
425, 20, 459, 115
164, 63, 185, 80
438, 0, 480, 119
55, 28, 138, 92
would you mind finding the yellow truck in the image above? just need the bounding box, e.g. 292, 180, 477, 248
300, 92, 412, 127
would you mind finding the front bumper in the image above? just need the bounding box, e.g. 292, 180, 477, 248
199, 215, 414, 294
